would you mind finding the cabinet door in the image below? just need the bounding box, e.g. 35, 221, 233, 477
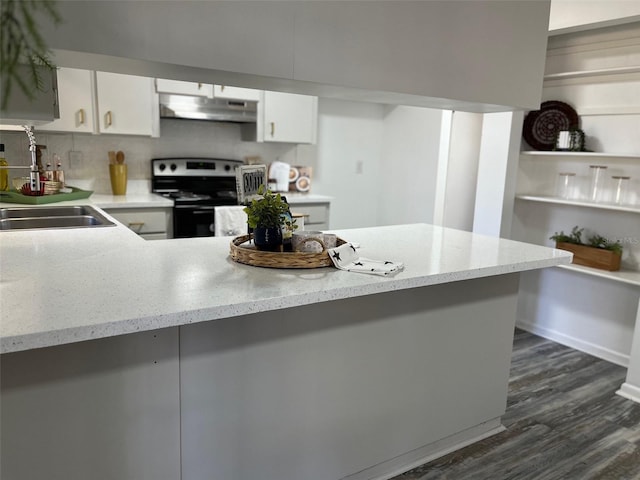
156, 79, 213, 98
262, 91, 317, 144
213, 85, 260, 101
38, 68, 95, 133
105, 207, 171, 239
96, 72, 155, 136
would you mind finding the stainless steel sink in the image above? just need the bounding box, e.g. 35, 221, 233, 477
0, 206, 116, 231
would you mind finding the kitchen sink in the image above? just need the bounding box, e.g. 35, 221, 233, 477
0, 206, 116, 231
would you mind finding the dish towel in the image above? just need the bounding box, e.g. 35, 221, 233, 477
327, 242, 404, 276
214, 206, 248, 237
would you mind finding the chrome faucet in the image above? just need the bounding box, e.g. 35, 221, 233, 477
24, 126, 41, 192
0, 126, 42, 192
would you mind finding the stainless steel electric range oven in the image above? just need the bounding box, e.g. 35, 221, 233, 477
151, 157, 243, 238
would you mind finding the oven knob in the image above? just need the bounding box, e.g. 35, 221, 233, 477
224, 164, 231, 172
158, 163, 166, 171
170, 163, 177, 171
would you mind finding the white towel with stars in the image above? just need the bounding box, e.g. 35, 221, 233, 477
327, 242, 404, 276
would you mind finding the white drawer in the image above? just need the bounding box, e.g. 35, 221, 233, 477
107, 209, 169, 235
291, 204, 328, 226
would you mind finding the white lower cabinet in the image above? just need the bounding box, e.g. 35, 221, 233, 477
287, 200, 330, 230
105, 207, 172, 240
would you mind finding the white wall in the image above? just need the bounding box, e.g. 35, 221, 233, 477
378, 105, 442, 226
314, 99, 444, 230
314, 99, 384, 229
439, 112, 483, 232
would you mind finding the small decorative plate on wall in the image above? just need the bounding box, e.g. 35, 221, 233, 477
522, 100, 579, 150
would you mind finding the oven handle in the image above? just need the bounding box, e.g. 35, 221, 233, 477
174, 205, 217, 210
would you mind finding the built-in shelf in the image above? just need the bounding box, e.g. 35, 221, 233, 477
556, 263, 640, 287
521, 151, 639, 159
516, 194, 640, 214
543, 66, 640, 82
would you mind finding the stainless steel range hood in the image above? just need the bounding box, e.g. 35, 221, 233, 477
159, 93, 257, 123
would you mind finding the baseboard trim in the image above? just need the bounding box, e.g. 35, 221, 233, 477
616, 383, 640, 404
517, 319, 629, 367
340, 418, 505, 480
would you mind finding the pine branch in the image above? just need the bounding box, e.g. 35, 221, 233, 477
0, 0, 61, 110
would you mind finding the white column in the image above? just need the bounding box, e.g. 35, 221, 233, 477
472, 111, 524, 238
617, 297, 640, 404
433, 110, 484, 231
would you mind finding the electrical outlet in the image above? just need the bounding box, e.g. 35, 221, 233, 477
69, 150, 83, 169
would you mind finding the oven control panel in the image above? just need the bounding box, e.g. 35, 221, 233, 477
152, 158, 242, 177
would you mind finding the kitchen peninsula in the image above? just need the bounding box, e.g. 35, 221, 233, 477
0, 218, 571, 480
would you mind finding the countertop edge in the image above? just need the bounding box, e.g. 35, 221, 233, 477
0, 254, 571, 355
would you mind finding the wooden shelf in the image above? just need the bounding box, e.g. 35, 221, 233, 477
556, 264, 640, 287
515, 195, 640, 214
520, 151, 639, 160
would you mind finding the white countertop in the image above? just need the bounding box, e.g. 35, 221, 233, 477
0, 190, 328, 210
0, 222, 571, 354
282, 193, 332, 204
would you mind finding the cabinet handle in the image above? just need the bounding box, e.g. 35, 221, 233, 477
78, 108, 85, 125
270, 122, 275, 137
128, 221, 145, 233
221, 85, 225, 92
105, 110, 113, 127
198, 83, 202, 90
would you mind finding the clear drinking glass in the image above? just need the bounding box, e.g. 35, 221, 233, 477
556, 172, 576, 199
589, 165, 608, 203
611, 176, 631, 205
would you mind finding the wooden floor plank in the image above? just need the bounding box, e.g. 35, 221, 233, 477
392, 329, 640, 480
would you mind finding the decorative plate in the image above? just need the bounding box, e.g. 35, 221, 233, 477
522, 101, 579, 151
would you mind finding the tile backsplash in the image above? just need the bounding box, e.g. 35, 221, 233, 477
0, 119, 317, 194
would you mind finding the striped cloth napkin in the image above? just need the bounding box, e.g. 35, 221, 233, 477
327, 242, 404, 276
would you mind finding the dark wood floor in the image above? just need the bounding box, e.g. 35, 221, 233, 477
392, 329, 640, 480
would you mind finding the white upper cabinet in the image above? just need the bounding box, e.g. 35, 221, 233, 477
37, 68, 95, 133
37, 69, 157, 136
156, 79, 213, 98
258, 91, 317, 144
213, 85, 260, 101
96, 72, 157, 136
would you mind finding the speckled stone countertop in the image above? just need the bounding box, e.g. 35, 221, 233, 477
0, 221, 571, 354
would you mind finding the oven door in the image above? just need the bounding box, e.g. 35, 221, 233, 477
173, 205, 216, 238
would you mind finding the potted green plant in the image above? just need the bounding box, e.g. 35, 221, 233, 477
243, 185, 291, 252
550, 226, 623, 271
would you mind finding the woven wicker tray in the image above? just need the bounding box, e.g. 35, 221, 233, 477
230, 234, 346, 269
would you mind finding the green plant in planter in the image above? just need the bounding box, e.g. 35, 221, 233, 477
550, 225, 623, 254
587, 234, 623, 255
549, 226, 584, 245
243, 185, 291, 229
